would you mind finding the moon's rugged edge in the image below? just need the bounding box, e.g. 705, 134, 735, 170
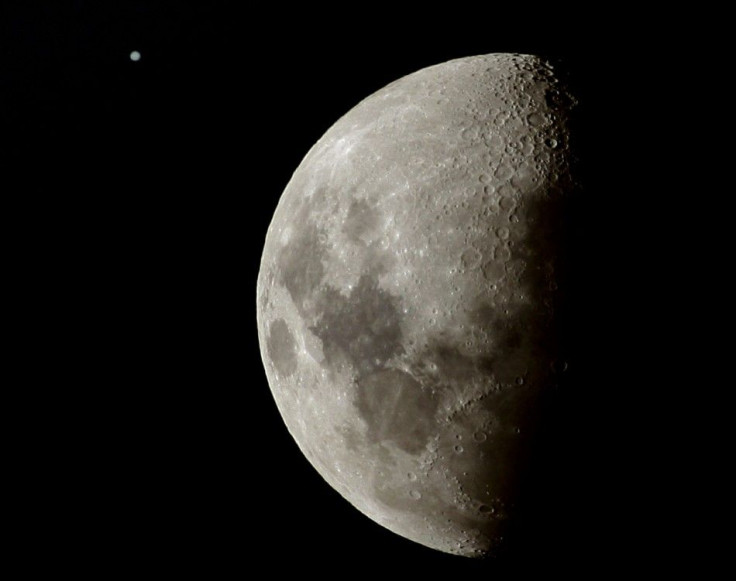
257, 53, 576, 558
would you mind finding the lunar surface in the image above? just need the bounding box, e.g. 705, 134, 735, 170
257, 53, 576, 557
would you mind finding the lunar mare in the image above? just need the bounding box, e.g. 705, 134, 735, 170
257, 53, 576, 557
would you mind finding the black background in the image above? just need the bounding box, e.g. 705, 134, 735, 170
3, 2, 672, 576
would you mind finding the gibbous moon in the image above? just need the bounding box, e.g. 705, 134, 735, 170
257, 53, 576, 557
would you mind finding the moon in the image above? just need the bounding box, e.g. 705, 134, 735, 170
257, 53, 576, 557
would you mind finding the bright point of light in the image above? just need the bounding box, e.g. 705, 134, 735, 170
130, 51, 141, 62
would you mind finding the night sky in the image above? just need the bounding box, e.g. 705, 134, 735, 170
3, 3, 670, 576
